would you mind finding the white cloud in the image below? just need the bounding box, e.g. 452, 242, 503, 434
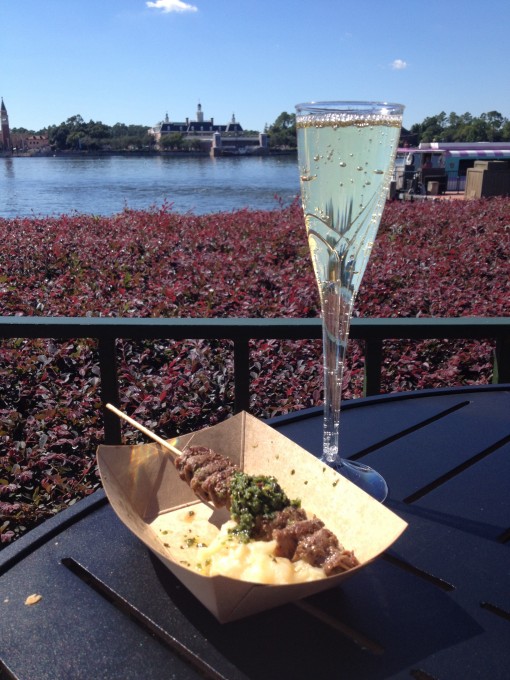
146, 0, 198, 13
391, 59, 408, 70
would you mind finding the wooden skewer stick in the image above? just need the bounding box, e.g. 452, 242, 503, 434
105, 403, 182, 460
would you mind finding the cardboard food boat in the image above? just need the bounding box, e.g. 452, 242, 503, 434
97, 411, 407, 623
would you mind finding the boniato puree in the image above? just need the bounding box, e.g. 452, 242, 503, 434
151, 504, 326, 584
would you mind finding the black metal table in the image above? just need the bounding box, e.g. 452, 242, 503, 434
1, 385, 510, 680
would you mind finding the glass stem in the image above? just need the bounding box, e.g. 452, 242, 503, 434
321, 281, 354, 465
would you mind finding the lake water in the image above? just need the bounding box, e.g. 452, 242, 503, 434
0, 154, 300, 218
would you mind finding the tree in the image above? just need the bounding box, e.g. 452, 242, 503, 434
410, 110, 510, 145
46, 116, 151, 151
111, 123, 129, 138
273, 112, 295, 130
267, 111, 296, 149
87, 121, 111, 140
181, 136, 202, 151
160, 132, 183, 149
11, 127, 35, 135
412, 112, 447, 142
481, 111, 505, 141
47, 122, 71, 150
47, 114, 85, 150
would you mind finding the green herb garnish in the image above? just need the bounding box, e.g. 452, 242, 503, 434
228, 471, 300, 542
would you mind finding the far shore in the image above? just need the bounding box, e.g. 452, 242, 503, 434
2, 148, 297, 159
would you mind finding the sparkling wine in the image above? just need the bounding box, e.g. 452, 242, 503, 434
297, 112, 401, 298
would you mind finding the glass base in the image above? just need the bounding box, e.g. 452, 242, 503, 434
327, 458, 388, 502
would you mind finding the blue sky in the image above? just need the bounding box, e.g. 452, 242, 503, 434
1, 0, 509, 133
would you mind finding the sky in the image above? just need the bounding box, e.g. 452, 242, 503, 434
1, 0, 509, 134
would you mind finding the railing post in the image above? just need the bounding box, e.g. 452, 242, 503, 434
493, 336, 510, 384
233, 337, 250, 413
364, 339, 383, 396
98, 337, 122, 444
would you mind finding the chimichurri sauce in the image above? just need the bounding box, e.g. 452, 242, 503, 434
229, 471, 300, 542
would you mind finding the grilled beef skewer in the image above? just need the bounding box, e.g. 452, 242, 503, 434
175, 445, 359, 575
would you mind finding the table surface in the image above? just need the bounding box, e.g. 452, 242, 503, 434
1, 385, 510, 680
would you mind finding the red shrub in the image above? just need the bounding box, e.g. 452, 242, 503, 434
1, 196, 509, 543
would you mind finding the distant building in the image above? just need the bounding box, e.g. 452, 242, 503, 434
150, 103, 244, 139
11, 134, 50, 153
150, 103, 268, 155
1, 98, 11, 153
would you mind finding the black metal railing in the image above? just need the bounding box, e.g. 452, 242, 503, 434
1, 316, 509, 444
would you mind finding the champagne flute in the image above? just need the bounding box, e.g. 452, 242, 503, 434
296, 101, 404, 501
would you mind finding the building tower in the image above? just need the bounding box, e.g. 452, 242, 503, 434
196, 102, 204, 123
1, 98, 11, 153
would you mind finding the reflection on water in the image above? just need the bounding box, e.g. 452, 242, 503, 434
3, 157, 15, 180
0, 155, 300, 218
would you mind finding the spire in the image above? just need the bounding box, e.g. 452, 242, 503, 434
1, 98, 11, 153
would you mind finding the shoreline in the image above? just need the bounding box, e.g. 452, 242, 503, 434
2, 149, 297, 159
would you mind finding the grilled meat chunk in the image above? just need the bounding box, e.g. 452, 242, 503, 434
273, 517, 324, 559
279, 522, 359, 575
252, 505, 308, 541
323, 548, 359, 575
175, 446, 238, 506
